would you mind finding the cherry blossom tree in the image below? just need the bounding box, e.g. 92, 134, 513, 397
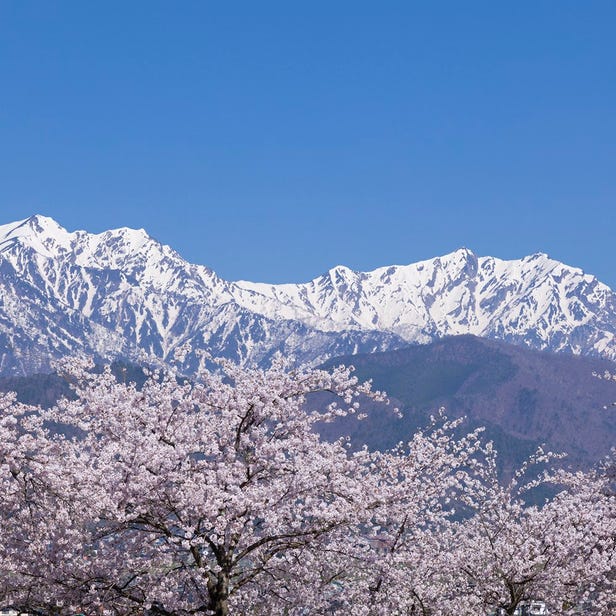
2, 358, 390, 615
333, 415, 488, 616
1, 357, 614, 615
448, 446, 616, 615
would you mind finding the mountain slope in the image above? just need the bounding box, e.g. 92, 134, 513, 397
319, 335, 616, 473
0, 215, 615, 375
236, 249, 615, 357
2, 336, 613, 475
0, 216, 401, 374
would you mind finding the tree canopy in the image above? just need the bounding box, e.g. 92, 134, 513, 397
0, 358, 613, 615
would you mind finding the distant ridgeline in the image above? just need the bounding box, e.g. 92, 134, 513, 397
1, 215, 616, 377
0, 362, 148, 407
317, 335, 616, 476
2, 336, 614, 478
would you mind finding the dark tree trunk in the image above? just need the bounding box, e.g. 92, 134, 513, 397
208, 570, 230, 616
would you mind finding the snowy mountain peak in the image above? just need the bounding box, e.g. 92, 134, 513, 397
0, 214, 73, 257
329, 264, 355, 275
0, 215, 191, 275
0, 214, 63, 236
442, 246, 476, 260
0, 215, 614, 376
432, 248, 479, 277
326, 264, 357, 285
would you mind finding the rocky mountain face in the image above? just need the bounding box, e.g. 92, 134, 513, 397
1, 215, 615, 376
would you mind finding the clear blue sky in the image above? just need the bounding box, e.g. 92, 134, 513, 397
1, 1, 615, 285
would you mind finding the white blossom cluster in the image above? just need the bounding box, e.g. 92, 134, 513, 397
0, 358, 613, 615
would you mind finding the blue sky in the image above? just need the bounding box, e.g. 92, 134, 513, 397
1, 1, 615, 285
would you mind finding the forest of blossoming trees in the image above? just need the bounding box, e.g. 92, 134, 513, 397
0, 358, 614, 615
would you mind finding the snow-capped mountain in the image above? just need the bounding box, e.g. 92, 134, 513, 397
0, 215, 614, 375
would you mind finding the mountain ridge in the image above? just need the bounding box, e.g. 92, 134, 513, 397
318, 334, 616, 473
0, 214, 614, 375
3, 335, 613, 474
